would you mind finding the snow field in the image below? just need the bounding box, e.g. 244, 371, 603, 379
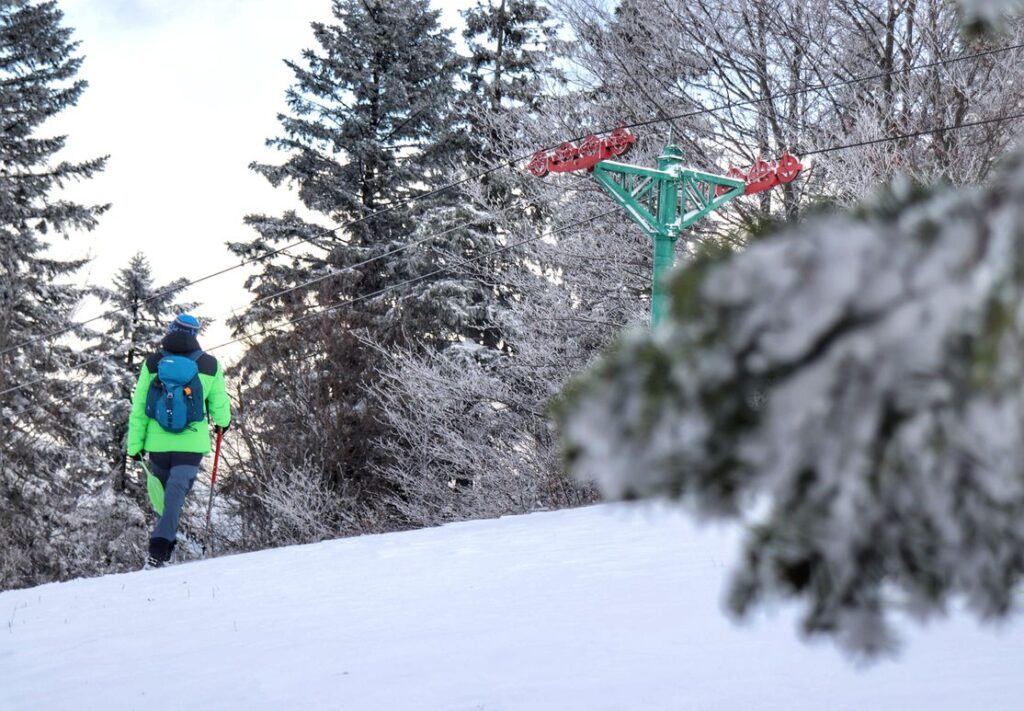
2, 502, 1023, 710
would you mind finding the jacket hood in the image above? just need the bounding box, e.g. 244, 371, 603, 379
161, 331, 202, 354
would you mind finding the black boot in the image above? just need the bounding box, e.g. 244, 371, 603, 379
144, 537, 173, 569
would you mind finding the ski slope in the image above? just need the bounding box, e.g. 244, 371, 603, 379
2, 503, 1022, 710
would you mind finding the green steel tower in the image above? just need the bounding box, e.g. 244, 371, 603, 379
528, 128, 802, 325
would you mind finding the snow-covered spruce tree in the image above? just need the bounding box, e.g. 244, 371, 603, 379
461, 0, 561, 160
363, 0, 608, 528
0, 0, 108, 590
557, 151, 1024, 655
400, 0, 562, 350
224, 0, 464, 543
396, 0, 563, 353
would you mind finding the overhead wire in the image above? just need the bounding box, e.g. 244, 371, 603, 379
0, 201, 548, 406
204, 209, 616, 356
0, 203, 531, 400
0, 210, 613, 418
4, 39, 1023, 357
6, 100, 1024, 418
802, 111, 1024, 157
5, 40, 1024, 422
617, 41, 1024, 136
0, 164, 510, 357
5, 108, 1024, 407
212, 200, 536, 331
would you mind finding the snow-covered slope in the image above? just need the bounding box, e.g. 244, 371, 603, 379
2, 503, 1022, 710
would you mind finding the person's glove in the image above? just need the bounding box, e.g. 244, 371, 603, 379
214, 424, 230, 435
129, 451, 144, 462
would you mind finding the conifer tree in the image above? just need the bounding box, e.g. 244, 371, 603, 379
0, 0, 108, 589
461, 0, 561, 161
448, 0, 564, 348
225, 0, 464, 534
364, 1, 584, 526
84, 252, 193, 491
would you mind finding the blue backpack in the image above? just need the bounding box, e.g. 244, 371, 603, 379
144, 351, 206, 433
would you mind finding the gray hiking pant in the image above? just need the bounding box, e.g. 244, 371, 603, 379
148, 452, 202, 542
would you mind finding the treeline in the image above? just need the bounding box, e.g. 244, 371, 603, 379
2, 0, 1021, 590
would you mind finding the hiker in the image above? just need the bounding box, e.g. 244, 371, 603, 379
126, 314, 231, 568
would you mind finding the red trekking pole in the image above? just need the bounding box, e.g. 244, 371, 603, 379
203, 429, 224, 557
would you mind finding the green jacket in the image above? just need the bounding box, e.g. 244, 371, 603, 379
126, 336, 231, 456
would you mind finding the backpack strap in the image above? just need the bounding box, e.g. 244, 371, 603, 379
159, 349, 203, 362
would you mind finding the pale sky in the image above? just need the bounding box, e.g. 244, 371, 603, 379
48, 0, 476, 359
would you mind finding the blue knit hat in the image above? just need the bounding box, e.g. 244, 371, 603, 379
168, 313, 201, 336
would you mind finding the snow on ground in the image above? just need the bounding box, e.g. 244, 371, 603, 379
2, 502, 1022, 710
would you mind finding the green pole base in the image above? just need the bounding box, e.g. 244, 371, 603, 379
651, 235, 677, 326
